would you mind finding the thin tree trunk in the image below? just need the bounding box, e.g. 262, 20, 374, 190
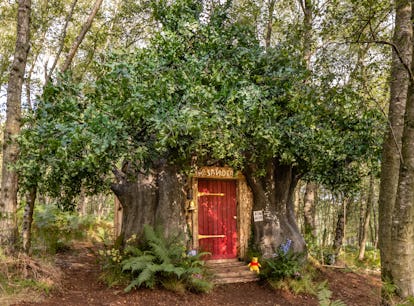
373, 202, 379, 249
298, 0, 313, 69
264, 0, 275, 49
60, 0, 103, 73
293, 181, 302, 228
358, 174, 374, 261
332, 196, 348, 259
46, 0, 78, 81
0, 0, 31, 254
378, 0, 412, 288
303, 182, 317, 240
21, 186, 36, 254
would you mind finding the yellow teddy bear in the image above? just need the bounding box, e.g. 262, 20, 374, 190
248, 257, 261, 274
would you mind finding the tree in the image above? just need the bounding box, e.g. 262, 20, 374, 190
377, 0, 413, 301
358, 173, 375, 261
0, 0, 31, 254
17, 0, 382, 257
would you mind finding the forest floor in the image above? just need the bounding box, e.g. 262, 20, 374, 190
9, 242, 382, 306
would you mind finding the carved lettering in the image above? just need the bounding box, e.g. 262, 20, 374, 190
195, 167, 234, 178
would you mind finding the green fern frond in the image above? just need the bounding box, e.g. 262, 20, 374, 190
149, 241, 171, 263
137, 267, 155, 287
123, 245, 143, 257
124, 277, 141, 292
317, 281, 346, 306
187, 277, 214, 293
122, 255, 155, 272
144, 225, 164, 248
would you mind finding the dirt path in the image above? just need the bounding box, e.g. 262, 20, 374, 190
13, 243, 381, 306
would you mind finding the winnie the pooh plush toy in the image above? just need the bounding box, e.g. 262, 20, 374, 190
248, 257, 261, 274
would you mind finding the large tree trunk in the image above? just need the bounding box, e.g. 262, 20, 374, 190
244, 159, 306, 257
378, 0, 412, 285
0, 0, 31, 254
111, 161, 187, 244
389, 14, 414, 295
378, 1, 412, 301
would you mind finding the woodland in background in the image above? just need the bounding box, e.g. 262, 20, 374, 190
0, 0, 413, 305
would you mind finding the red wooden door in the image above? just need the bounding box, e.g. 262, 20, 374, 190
198, 179, 237, 259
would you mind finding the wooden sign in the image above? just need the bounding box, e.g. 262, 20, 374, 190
195, 167, 235, 179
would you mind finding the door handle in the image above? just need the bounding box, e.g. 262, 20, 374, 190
198, 234, 226, 239
197, 192, 225, 197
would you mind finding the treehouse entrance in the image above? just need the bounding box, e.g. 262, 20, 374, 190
197, 179, 237, 259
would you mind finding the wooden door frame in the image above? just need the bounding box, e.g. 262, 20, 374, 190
189, 167, 253, 260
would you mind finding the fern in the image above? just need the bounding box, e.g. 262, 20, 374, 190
136, 268, 154, 288
121, 225, 212, 293
317, 281, 346, 306
122, 254, 155, 272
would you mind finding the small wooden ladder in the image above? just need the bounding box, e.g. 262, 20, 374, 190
206, 259, 260, 284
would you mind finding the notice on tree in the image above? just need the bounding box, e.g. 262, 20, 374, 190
253, 210, 264, 222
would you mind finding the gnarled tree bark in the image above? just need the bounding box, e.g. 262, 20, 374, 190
111, 161, 187, 244
244, 159, 306, 257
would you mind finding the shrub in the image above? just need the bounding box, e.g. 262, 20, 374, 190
32, 204, 97, 254
121, 225, 213, 293
260, 239, 304, 281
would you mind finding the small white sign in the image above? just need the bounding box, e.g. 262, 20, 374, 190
253, 210, 264, 222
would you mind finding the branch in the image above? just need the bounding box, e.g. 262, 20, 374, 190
61, 0, 103, 73
46, 0, 78, 81
373, 40, 414, 83
112, 168, 126, 184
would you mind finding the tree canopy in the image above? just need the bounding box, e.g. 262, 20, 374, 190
16, 0, 384, 207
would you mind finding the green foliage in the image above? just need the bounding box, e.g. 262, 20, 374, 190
396, 296, 414, 306
260, 240, 304, 281
121, 225, 212, 293
382, 278, 399, 302
97, 247, 130, 288
268, 271, 317, 295
32, 204, 96, 254
15, 0, 385, 205
317, 281, 346, 306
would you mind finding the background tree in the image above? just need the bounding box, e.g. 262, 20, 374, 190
377, 0, 413, 301
0, 0, 31, 254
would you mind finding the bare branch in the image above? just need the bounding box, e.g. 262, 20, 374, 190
46, 0, 79, 81
61, 0, 103, 73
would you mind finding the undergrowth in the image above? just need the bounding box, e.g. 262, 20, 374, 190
0, 249, 62, 304
32, 204, 106, 254
98, 225, 213, 294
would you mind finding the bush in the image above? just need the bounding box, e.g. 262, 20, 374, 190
260, 239, 304, 281
121, 225, 213, 293
32, 204, 97, 254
